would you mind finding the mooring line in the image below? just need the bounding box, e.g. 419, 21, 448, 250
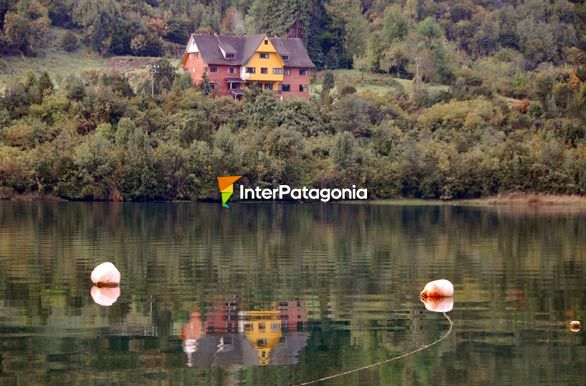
297, 312, 454, 386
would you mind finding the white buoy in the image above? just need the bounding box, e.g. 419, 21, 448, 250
91, 262, 120, 286
90, 286, 120, 306
420, 279, 454, 298
421, 296, 453, 313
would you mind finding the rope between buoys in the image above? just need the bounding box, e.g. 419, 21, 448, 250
297, 312, 453, 386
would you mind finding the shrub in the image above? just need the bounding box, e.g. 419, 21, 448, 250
61, 31, 79, 52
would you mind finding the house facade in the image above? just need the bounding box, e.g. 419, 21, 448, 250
180, 33, 315, 100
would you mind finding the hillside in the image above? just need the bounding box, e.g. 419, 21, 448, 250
0, 1, 584, 202
0, 27, 447, 99
312, 69, 449, 99
0, 27, 183, 91
0, 28, 108, 90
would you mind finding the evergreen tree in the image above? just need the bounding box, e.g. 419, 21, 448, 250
325, 0, 369, 67
36, 71, 53, 99
199, 72, 213, 97
322, 70, 335, 93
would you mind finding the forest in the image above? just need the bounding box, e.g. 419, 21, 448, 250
0, 0, 585, 200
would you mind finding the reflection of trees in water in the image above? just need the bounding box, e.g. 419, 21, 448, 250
0, 202, 584, 319
0, 202, 584, 384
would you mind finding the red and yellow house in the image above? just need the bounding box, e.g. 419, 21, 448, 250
180, 33, 315, 100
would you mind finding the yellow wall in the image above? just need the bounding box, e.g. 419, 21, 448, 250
242, 37, 284, 82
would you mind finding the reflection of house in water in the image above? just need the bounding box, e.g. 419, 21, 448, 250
239, 310, 282, 365
204, 298, 240, 333
274, 301, 308, 331
181, 299, 309, 367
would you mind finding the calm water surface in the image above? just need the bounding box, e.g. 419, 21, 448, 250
0, 202, 584, 385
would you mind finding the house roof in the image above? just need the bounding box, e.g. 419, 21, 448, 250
186, 34, 315, 68
191, 34, 265, 65
269, 37, 315, 67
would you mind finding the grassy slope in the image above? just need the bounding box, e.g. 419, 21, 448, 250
312, 69, 449, 98
0, 27, 181, 91
0, 28, 109, 90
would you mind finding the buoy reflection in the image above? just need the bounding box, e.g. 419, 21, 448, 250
90, 285, 120, 306
421, 296, 453, 313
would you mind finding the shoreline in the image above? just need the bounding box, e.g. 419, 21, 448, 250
2, 192, 586, 207
457, 192, 586, 207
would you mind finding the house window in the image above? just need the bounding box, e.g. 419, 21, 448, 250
210, 83, 216, 90
265, 83, 273, 90
260, 67, 268, 74
273, 68, 283, 74
282, 84, 291, 92
284, 69, 291, 75
226, 53, 235, 59
264, 39, 269, 45
209, 66, 218, 73
299, 68, 308, 76
299, 84, 308, 92
259, 53, 269, 59
190, 52, 198, 59
228, 67, 235, 74
282, 55, 289, 60
246, 67, 256, 74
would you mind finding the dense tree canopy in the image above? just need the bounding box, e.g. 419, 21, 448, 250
1, 1, 583, 74
0, 62, 584, 201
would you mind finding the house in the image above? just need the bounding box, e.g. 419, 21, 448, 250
180, 33, 315, 100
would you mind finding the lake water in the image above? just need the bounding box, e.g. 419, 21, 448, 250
0, 202, 584, 385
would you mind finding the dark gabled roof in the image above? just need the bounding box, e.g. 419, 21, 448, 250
187, 34, 315, 68
269, 37, 315, 68
191, 34, 265, 65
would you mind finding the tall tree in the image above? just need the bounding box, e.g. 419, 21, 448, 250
71, 0, 122, 56
325, 0, 369, 67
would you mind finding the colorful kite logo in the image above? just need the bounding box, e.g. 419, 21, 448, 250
217, 176, 241, 208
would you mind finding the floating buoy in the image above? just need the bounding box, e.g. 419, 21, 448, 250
91, 262, 120, 287
569, 320, 581, 333
420, 279, 454, 298
421, 296, 453, 313
90, 286, 120, 306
